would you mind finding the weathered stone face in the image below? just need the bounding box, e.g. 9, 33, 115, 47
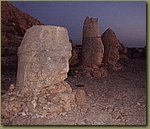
82, 17, 104, 68
101, 28, 121, 66
16, 25, 72, 94
2, 25, 76, 118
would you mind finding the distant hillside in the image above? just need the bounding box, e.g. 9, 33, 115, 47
1, 1, 43, 90
1, 1, 43, 72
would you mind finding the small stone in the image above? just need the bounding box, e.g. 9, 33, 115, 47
75, 89, 87, 106
9, 84, 15, 92
80, 121, 86, 125
21, 111, 26, 116
38, 95, 48, 104
9, 96, 16, 101
107, 107, 114, 113
63, 101, 71, 111
93, 121, 106, 125
60, 112, 67, 116
137, 102, 141, 106
83, 118, 90, 124
31, 100, 37, 109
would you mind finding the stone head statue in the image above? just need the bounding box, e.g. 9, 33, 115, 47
16, 25, 72, 94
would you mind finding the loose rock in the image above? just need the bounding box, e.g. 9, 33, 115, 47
75, 89, 87, 106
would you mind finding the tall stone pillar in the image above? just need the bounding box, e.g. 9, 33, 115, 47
82, 17, 104, 68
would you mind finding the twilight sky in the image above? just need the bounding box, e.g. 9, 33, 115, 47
11, 1, 146, 47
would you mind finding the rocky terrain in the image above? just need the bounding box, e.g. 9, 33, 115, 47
2, 58, 146, 125
1, 2, 146, 125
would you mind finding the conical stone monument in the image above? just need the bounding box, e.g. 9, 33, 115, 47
101, 28, 123, 70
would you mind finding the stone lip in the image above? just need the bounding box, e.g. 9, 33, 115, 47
27, 25, 68, 32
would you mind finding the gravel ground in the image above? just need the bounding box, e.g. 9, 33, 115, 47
1, 58, 146, 125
